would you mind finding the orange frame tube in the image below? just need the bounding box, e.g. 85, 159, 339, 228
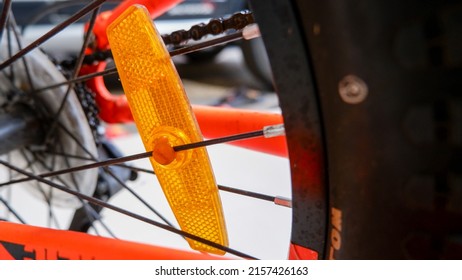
0, 222, 319, 260
193, 105, 288, 157
0, 221, 226, 260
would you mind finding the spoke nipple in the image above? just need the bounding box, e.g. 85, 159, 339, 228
243, 23, 261, 40
263, 124, 285, 138
152, 136, 177, 166
274, 196, 292, 208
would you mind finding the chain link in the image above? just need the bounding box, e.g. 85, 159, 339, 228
162, 10, 254, 45
74, 10, 254, 65
74, 82, 101, 145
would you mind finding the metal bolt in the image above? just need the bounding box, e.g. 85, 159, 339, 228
338, 75, 368, 104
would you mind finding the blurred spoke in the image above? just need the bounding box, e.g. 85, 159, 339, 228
0, 0, 12, 44
0, 0, 108, 71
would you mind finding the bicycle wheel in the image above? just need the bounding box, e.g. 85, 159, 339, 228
0, 0, 296, 260
280, 0, 462, 259
0, 0, 461, 260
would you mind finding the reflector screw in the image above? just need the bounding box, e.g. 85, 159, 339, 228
153, 136, 176, 166
338, 75, 368, 104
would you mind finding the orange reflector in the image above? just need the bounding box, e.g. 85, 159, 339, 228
107, 5, 228, 254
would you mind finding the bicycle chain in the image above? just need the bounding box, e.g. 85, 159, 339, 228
75, 10, 254, 65
73, 82, 101, 145
162, 9, 254, 45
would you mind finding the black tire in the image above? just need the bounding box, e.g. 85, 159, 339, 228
252, 0, 462, 259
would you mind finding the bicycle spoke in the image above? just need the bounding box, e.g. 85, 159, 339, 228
29, 146, 115, 236
34, 67, 118, 93
53, 122, 179, 232
169, 31, 244, 57
68, 198, 118, 238
1, 154, 20, 222
46, 187, 54, 228
0, 158, 257, 260
0, 0, 107, 71
0, 150, 153, 187
5, 23, 14, 80
102, 167, 180, 232
173, 130, 264, 152
33, 30, 254, 93
0, 196, 26, 224
8, 15, 34, 91
69, 197, 118, 238
53, 143, 94, 227
27, 149, 78, 229
57, 120, 96, 158
57, 142, 81, 192
218, 185, 292, 208
19, 149, 61, 229
46, 6, 101, 139
37, 137, 116, 237
108, 164, 154, 175
0, 125, 282, 187
71, 7, 100, 78
3, 149, 291, 208
42, 151, 156, 175
75, 203, 118, 238
0, 0, 12, 45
